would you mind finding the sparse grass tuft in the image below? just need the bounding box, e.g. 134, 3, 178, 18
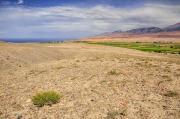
55, 66, 65, 70
161, 75, 170, 79
163, 91, 178, 97
107, 110, 126, 119
108, 69, 119, 75
32, 91, 62, 107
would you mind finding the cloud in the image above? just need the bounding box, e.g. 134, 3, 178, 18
17, 0, 24, 5
0, 4, 180, 39
0, 0, 24, 6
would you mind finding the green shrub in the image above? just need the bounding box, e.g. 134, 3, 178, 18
32, 91, 62, 107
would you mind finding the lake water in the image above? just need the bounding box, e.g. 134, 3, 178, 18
1, 39, 73, 43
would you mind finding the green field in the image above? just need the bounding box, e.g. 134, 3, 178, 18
79, 41, 180, 54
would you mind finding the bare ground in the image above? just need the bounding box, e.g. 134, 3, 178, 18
0, 43, 180, 119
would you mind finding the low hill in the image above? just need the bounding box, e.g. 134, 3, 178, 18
164, 22, 180, 32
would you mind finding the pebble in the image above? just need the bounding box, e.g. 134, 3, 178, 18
16, 114, 22, 119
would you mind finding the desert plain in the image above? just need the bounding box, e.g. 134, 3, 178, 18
0, 41, 180, 119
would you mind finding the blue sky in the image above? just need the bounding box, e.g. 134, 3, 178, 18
1, 0, 180, 7
0, 0, 180, 40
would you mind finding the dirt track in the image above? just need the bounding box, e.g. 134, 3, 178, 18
0, 43, 180, 119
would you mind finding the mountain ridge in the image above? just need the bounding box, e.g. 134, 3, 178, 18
99, 22, 180, 37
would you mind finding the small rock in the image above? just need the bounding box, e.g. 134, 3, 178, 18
90, 99, 94, 102
16, 114, 22, 119
26, 99, 31, 103
0, 111, 2, 115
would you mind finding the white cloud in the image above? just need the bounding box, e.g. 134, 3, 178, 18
17, 0, 24, 5
0, 4, 180, 39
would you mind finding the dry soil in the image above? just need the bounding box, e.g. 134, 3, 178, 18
0, 42, 179, 119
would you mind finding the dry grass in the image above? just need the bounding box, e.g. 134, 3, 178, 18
108, 69, 120, 75
106, 110, 126, 119
163, 91, 178, 97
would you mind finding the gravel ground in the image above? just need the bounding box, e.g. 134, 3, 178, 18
0, 43, 180, 119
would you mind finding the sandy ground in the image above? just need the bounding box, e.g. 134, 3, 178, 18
0, 42, 180, 119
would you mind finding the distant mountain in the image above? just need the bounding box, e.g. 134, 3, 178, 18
96, 32, 113, 36
111, 30, 122, 33
163, 22, 180, 32
96, 30, 122, 37
97, 22, 180, 37
126, 27, 163, 34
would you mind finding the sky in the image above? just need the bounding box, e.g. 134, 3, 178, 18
0, 0, 180, 40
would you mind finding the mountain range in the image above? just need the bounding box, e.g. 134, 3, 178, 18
82, 22, 180, 42
97, 22, 180, 37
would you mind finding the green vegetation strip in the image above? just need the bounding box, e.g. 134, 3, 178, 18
79, 41, 180, 54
